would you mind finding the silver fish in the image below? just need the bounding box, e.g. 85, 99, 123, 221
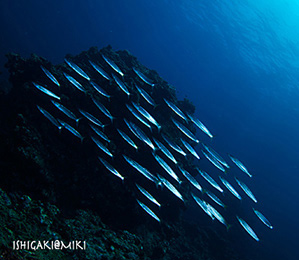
181, 139, 200, 160
37, 105, 62, 130
112, 74, 130, 97
136, 199, 160, 222
219, 176, 241, 200
64, 58, 90, 81
32, 82, 60, 100
123, 155, 158, 184
117, 129, 138, 150
161, 134, 187, 156
135, 84, 156, 106
40, 66, 60, 87
132, 102, 161, 130
51, 100, 80, 125
102, 54, 124, 77
187, 114, 213, 139
201, 149, 226, 173
172, 118, 199, 143
179, 167, 202, 192
58, 119, 84, 142
202, 143, 229, 168
206, 203, 228, 227
63, 73, 85, 92
89, 124, 110, 143
197, 169, 223, 193
253, 208, 273, 229
92, 98, 114, 123
153, 153, 181, 184
164, 99, 188, 121
98, 157, 124, 181
191, 193, 214, 220
235, 177, 257, 203
90, 136, 113, 158
78, 109, 105, 128
136, 184, 161, 208
153, 138, 177, 164
229, 155, 252, 178
157, 174, 184, 202
126, 104, 152, 131
90, 81, 111, 100
237, 216, 259, 241
89, 60, 111, 80
133, 67, 155, 87
205, 190, 225, 208
126, 120, 155, 150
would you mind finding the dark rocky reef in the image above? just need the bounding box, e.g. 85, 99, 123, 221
0, 46, 244, 259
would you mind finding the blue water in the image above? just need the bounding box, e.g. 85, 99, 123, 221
1, 0, 299, 259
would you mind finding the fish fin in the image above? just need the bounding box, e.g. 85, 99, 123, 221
76, 117, 82, 127
153, 104, 160, 110
226, 224, 232, 232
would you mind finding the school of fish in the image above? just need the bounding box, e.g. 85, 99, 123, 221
32, 51, 273, 242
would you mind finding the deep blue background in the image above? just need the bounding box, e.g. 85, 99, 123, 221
1, 1, 299, 259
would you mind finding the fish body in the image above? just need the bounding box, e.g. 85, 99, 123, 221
123, 155, 158, 184
132, 102, 161, 130
63, 73, 85, 92
92, 98, 114, 123
161, 134, 187, 156
201, 149, 226, 173
157, 174, 184, 202
133, 67, 154, 87
187, 114, 213, 139
90, 136, 113, 158
89, 60, 111, 80
135, 84, 156, 106
179, 167, 202, 192
40, 66, 60, 87
235, 177, 257, 203
181, 138, 200, 159
58, 119, 84, 142
64, 58, 90, 81
126, 120, 155, 150
32, 82, 60, 100
126, 104, 152, 130
89, 124, 110, 143
172, 118, 199, 143
253, 208, 273, 229
153, 138, 177, 164
198, 169, 223, 193
136, 199, 160, 222
90, 81, 110, 100
164, 99, 188, 121
102, 54, 124, 77
205, 190, 225, 208
191, 193, 214, 220
136, 184, 161, 208
229, 155, 252, 177
98, 157, 124, 181
202, 143, 229, 168
117, 129, 138, 150
112, 74, 130, 96
37, 105, 62, 129
207, 203, 228, 227
153, 153, 181, 184
78, 109, 104, 128
219, 176, 241, 200
51, 100, 79, 124
237, 216, 259, 241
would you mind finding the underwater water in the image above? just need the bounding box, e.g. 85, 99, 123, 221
1, 0, 299, 259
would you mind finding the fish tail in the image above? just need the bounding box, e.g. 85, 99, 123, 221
226, 223, 232, 232
80, 136, 86, 144
76, 117, 82, 127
